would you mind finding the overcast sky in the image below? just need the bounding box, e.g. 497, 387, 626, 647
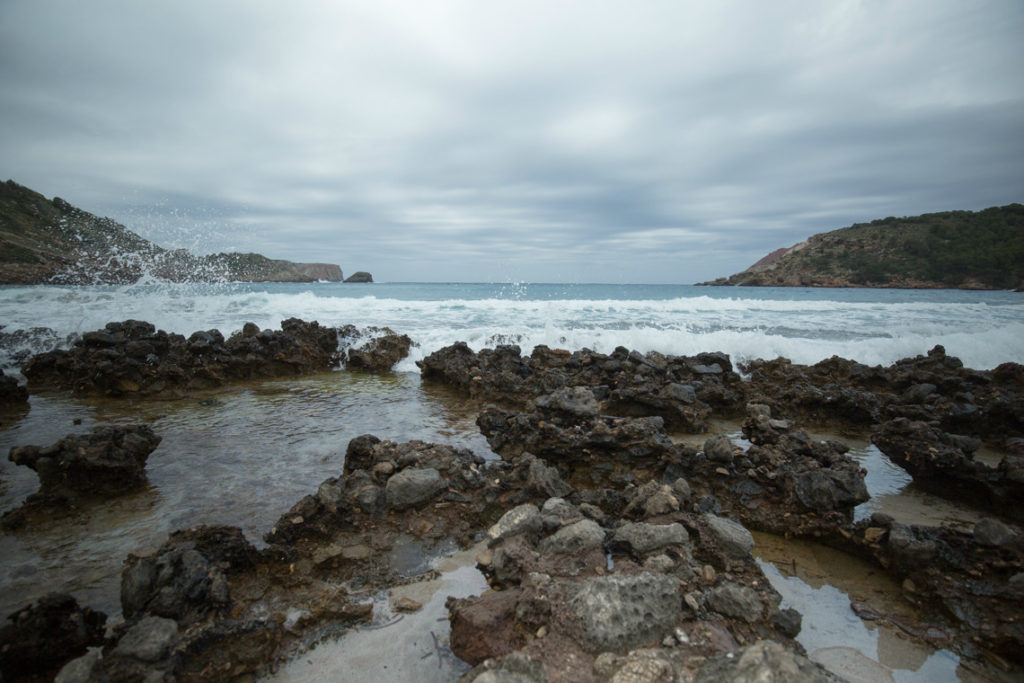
2, 1, 1022, 283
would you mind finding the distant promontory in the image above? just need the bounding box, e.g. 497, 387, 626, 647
0, 180, 367, 285
699, 204, 1024, 290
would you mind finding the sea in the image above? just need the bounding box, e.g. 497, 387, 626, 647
1, 281, 1021, 682
1, 281, 1022, 371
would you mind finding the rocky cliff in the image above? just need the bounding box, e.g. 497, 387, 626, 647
700, 204, 1024, 290
0, 180, 346, 285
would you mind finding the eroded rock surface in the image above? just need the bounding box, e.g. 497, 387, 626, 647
872, 417, 1024, 520
0, 593, 106, 682
23, 318, 341, 397
4, 424, 161, 527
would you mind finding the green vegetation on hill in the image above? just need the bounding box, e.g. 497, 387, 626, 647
703, 204, 1024, 290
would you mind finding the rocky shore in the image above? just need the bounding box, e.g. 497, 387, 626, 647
1, 320, 1022, 681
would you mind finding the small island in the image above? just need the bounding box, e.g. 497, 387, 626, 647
0, 180, 371, 285
699, 203, 1024, 290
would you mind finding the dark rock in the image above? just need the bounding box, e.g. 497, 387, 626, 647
535, 385, 600, 418
707, 582, 763, 623
537, 519, 605, 555
167, 525, 259, 574
346, 330, 412, 372
973, 518, 1018, 547
8, 424, 160, 501
344, 271, 373, 283
111, 615, 179, 662
121, 542, 231, 624
772, 607, 803, 639
0, 368, 28, 405
792, 468, 870, 512
23, 318, 341, 397
704, 434, 735, 463
523, 454, 573, 498
419, 342, 744, 432
873, 418, 1024, 520
448, 589, 525, 666
385, 467, 447, 510
477, 405, 680, 488
0, 593, 106, 681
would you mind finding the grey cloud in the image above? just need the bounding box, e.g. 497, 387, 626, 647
1, 0, 1022, 283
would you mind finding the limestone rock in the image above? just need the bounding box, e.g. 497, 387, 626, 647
537, 519, 606, 555
701, 514, 754, 558
569, 572, 681, 653
611, 522, 689, 556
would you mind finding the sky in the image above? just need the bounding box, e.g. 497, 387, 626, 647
1, 1, 1022, 284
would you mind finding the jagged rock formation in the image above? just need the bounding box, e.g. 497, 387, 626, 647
0, 180, 348, 284
700, 204, 1024, 289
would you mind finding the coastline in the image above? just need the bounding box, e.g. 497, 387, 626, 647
1, 315, 1022, 682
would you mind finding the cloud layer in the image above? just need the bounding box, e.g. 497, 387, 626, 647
2, 0, 1022, 282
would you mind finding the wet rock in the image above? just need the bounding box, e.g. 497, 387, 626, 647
345, 330, 412, 372
624, 480, 680, 519
611, 522, 689, 556
696, 640, 838, 682
111, 615, 180, 662
167, 524, 259, 574
121, 542, 231, 624
886, 524, 939, 572
771, 607, 803, 639
0, 593, 106, 682
706, 582, 763, 623
701, 514, 754, 559
569, 572, 682, 653
489, 504, 544, 544
478, 405, 680, 488
540, 497, 582, 529
537, 519, 606, 555
7, 424, 160, 504
0, 367, 28, 405
420, 342, 744, 432
671, 477, 692, 505
973, 518, 1018, 547
23, 318, 341, 397
523, 454, 573, 498
792, 468, 870, 512
873, 418, 1024, 520
704, 434, 735, 463
535, 385, 600, 418
269, 437, 486, 544
385, 466, 447, 510
54, 649, 100, 683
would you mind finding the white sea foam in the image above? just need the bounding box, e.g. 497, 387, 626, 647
1, 284, 1021, 371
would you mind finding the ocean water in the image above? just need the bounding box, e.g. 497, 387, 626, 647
1, 282, 1022, 371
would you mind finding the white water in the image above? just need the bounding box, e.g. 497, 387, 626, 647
1, 283, 1021, 372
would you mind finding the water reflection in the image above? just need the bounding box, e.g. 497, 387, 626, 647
0, 371, 494, 618
754, 532, 1012, 682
